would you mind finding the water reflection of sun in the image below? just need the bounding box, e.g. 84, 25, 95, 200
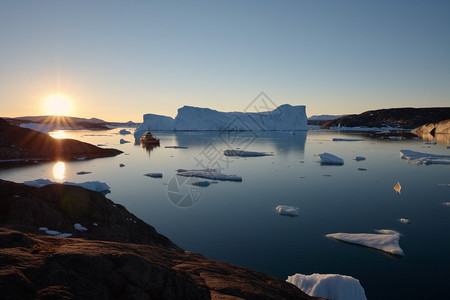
50, 130, 69, 139
53, 161, 66, 181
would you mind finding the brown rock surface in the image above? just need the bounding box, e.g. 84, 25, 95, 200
0, 180, 319, 299
0, 118, 122, 165
322, 107, 450, 129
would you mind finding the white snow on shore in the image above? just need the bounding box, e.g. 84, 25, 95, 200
223, 149, 272, 157
400, 150, 450, 165
326, 229, 404, 256
176, 169, 242, 182
24, 179, 111, 193
276, 205, 299, 216
316, 152, 344, 165
287, 273, 367, 300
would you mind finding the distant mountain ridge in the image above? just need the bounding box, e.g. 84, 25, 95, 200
322, 107, 450, 129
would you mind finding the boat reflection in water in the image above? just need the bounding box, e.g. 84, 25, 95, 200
139, 131, 160, 153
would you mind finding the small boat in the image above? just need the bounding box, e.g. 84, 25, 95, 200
140, 131, 160, 146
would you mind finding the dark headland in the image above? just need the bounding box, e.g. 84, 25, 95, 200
0, 118, 122, 167
0, 179, 319, 300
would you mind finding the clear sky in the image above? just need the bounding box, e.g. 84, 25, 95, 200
1, 0, 449, 122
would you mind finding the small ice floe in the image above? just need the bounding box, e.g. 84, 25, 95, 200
165, 146, 188, 149
24, 179, 111, 194
77, 157, 87, 161
332, 138, 365, 142
119, 129, 131, 135
326, 229, 404, 256
358, 168, 367, 171
394, 182, 401, 194
144, 173, 163, 178
276, 205, 299, 216
74, 223, 87, 231
352, 156, 366, 161
400, 150, 450, 165
424, 141, 436, 145
58, 233, 73, 238
119, 163, 125, 168
286, 273, 367, 300
191, 181, 210, 187
223, 149, 272, 157
13, 195, 20, 198
315, 153, 344, 165
39, 227, 48, 231
388, 136, 404, 140
443, 202, 450, 207
45, 230, 62, 236
77, 171, 92, 175
92, 222, 98, 226
120, 139, 130, 144
399, 218, 410, 224
176, 169, 242, 182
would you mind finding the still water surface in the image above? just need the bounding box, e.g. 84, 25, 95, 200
1, 129, 449, 299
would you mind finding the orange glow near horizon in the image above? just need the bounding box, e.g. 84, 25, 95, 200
44, 94, 72, 116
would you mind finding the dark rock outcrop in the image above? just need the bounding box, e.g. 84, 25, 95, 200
322, 107, 450, 129
0, 118, 122, 165
0, 180, 319, 299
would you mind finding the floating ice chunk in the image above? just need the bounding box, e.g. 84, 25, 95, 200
326, 229, 404, 256
353, 156, 366, 161
400, 150, 450, 165
357, 168, 367, 171
45, 230, 62, 236
443, 202, 450, 207
286, 273, 367, 300
332, 138, 365, 142
144, 173, 163, 178
119, 163, 125, 167
165, 146, 188, 149
120, 139, 130, 144
276, 205, 299, 216
223, 149, 272, 157
24, 179, 111, 194
74, 223, 87, 231
315, 153, 344, 165
399, 218, 410, 224
76, 171, 92, 175
394, 182, 401, 194
92, 222, 98, 226
119, 129, 131, 135
191, 181, 210, 187
39, 227, 48, 231
176, 169, 242, 182
58, 233, 73, 238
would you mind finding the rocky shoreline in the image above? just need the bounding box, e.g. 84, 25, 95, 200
0, 179, 319, 299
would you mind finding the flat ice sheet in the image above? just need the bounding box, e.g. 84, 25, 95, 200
24, 179, 111, 193
176, 169, 242, 182
287, 273, 367, 300
223, 149, 272, 157
400, 150, 450, 165
326, 229, 404, 256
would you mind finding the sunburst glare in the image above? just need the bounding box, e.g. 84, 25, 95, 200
53, 161, 66, 181
44, 95, 71, 116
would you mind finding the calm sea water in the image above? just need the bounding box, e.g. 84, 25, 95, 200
1, 128, 449, 299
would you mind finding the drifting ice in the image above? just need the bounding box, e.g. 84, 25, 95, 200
316, 153, 344, 165
287, 273, 367, 300
332, 138, 364, 142
400, 150, 450, 165
223, 149, 272, 157
24, 179, 111, 194
176, 169, 242, 182
326, 229, 404, 256
276, 205, 299, 216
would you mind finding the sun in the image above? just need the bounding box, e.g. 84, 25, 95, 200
44, 95, 72, 116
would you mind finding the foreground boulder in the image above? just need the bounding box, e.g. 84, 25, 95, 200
0, 180, 318, 299
0, 118, 121, 164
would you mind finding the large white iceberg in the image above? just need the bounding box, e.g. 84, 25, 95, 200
176, 169, 242, 182
287, 273, 367, 300
326, 229, 404, 256
134, 104, 308, 140
23, 179, 111, 194
315, 152, 344, 165
400, 149, 450, 165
